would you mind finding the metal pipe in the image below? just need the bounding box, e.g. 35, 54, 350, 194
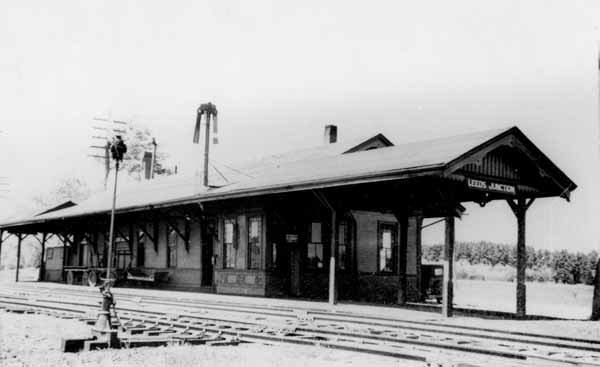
105, 161, 120, 289
203, 113, 211, 187
15, 233, 22, 282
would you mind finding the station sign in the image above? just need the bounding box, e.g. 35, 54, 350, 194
285, 234, 298, 243
467, 178, 516, 195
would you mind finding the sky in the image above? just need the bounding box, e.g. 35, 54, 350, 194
0, 0, 599, 251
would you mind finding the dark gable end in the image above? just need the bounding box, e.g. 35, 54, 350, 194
443, 126, 577, 201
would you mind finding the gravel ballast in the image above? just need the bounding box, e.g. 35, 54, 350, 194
0, 310, 413, 367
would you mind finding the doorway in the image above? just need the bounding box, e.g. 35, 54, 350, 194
201, 222, 214, 286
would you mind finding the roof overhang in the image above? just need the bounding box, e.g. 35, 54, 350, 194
0, 126, 577, 232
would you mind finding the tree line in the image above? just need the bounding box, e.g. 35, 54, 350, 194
423, 241, 598, 285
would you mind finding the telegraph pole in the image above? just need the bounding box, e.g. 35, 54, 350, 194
91, 135, 127, 348
105, 135, 127, 288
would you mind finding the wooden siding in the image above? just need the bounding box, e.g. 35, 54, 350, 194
459, 148, 522, 181
54, 218, 206, 288
353, 211, 418, 275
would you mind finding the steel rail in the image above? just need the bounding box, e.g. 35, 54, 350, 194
1, 288, 599, 366
0, 297, 526, 366
5, 283, 600, 351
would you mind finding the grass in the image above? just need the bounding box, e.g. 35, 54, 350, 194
454, 279, 593, 319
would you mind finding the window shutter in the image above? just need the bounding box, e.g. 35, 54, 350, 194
233, 221, 239, 249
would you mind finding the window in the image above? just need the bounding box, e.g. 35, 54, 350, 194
47, 248, 54, 260
248, 216, 262, 269
338, 221, 348, 270
137, 231, 145, 267
378, 223, 397, 273
167, 228, 177, 268
307, 222, 324, 269
223, 218, 236, 268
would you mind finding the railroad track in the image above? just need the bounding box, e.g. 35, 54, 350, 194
1, 283, 599, 367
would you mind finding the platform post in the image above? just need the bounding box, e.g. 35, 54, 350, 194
15, 233, 22, 282
397, 215, 408, 305
61, 236, 67, 281
442, 216, 454, 317
415, 213, 423, 302
516, 204, 526, 318
508, 198, 533, 319
38, 233, 47, 281
591, 259, 600, 320
328, 208, 337, 305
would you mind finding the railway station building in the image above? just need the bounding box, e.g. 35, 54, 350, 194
0, 126, 576, 317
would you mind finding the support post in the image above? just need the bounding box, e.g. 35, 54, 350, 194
61, 235, 67, 281
397, 215, 408, 305
328, 208, 337, 305
38, 233, 47, 281
591, 259, 600, 320
313, 190, 338, 306
415, 213, 423, 302
507, 198, 533, 318
442, 216, 455, 317
15, 233, 22, 282
516, 204, 526, 318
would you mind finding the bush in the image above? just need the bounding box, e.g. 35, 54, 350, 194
423, 242, 598, 284
455, 260, 515, 282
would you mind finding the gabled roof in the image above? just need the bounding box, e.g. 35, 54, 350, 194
231, 133, 394, 178
0, 127, 576, 229
201, 128, 508, 200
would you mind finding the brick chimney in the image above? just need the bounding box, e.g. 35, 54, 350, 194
142, 151, 153, 180
324, 125, 337, 144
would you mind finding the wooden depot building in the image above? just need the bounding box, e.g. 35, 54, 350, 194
0, 126, 576, 317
